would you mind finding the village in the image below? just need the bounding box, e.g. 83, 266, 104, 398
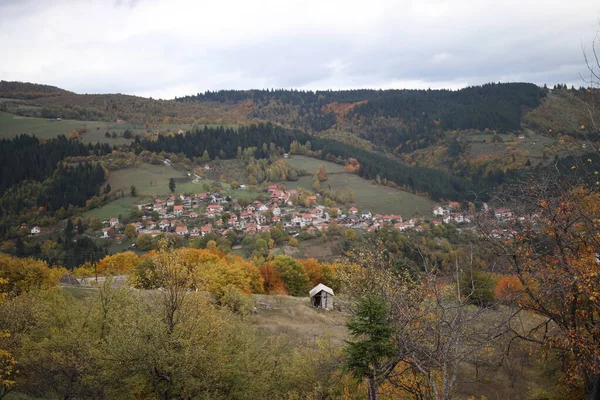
20, 184, 534, 247
89, 182, 518, 245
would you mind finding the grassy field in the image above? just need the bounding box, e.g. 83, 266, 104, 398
283, 156, 434, 217
0, 111, 137, 144
82, 196, 139, 220
0, 111, 233, 144
284, 155, 346, 174
106, 164, 191, 196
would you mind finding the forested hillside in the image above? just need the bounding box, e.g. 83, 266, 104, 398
0, 80, 72, 99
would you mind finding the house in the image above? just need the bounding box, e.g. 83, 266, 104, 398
109, 218, 119, 227
173, 205, 184, 216
448, 202, 461, 210
159, 220, 171, 230
409, 217, 424, 226
452, 213, 464, 223
349, 207, 358, 214
206, 204, 224, 214
190, 227, 201, 237
518, 134, 525, 140
201, 225, 212, 237
433, 205, 448, 216
204, 164, 211, 171
309, 283, 334, 310
442, 215, 452, 224
268, 185, 279, 192
291, 215, 306, 228
102, 227, 111, 238
245, 223, 258, 235
146, 221, 157, 229
228, 215, 238, 226
30, 226, 41, 235
394, 222, 411, 231
494, 208, 513, 220
271, 206, 281, 216
175, 226, 189, 236
361, 210, 372, 219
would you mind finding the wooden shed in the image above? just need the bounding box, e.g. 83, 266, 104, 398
309, 283, 334, 310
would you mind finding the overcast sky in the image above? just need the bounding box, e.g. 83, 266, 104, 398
1, 0, 599, 99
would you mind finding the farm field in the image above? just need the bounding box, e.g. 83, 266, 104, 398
82, 196, 139, 220
284, 155, 346, 174
283, 156, 435, 217
0, 111, 236, 144
0, 111, 136, 144
106, 164, 190, 196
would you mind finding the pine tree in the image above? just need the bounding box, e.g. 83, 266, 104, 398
169, 178, 176, 193
77, 218, 85, 234
130, 185, 137, 197
344, 294, 396, 400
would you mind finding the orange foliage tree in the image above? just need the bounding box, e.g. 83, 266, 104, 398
494, 275, 524, 304
96, 252, 140, 275
483, 182, 600, 397
345, 158, 361, 174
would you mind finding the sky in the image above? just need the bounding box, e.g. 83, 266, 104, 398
1, 0, 599, 99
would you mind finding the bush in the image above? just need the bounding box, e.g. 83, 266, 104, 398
217, 286, 254, 316
460, 269, 495, 306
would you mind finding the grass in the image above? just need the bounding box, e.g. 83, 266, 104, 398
82, 196, 139, 220
0, 111, 134, 144
0, 111, 233, 145
283, 156, 434, 216
62, 285, 100, 300
284, 155, 346, 174
106, 164, 190, 196
250, 294, 349, 345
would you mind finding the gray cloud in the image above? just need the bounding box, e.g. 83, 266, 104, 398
0, 0, 599, 98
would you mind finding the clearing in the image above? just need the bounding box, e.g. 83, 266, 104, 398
82, 196, 139, 221
283, 155, 435, 216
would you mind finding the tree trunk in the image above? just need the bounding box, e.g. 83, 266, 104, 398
368, 374, 378, 400
585, 373, 600, 400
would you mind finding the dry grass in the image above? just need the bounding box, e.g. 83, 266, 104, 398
250, 294, 349, 346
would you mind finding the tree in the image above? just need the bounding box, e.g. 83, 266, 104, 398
136, 234, 154, 251
89, 217, 102, 231
315, 165, 328, 182
271, 255, 310, 296
76, 218, 85, 235
96, 252, 140, 275
168, 178, 176, 193
342, 242, 507, 400
201, 150, 210, 162
130, 185, 137, 197
312, 175, 321, 192
230, 181, 240, 190
344, 294, 396, 400
481, 180, 600, 398
104, 183, 111, 194
65, 218, 74, 239
124, 224, 137, 239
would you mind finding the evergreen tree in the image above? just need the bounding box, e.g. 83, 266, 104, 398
65, 218, 74, 239
104, 183, 111, 194
130, 184, 137, 197
168, 178, 176, 193
344, 294, 396, 400
77, 218, 85, 234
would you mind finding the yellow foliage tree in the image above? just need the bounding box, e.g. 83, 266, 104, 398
96, 252, 140, 275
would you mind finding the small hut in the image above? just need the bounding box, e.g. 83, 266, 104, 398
59, 273, 80, 286
309, 283, 334, 310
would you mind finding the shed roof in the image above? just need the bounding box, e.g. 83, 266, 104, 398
309, 283, 334, 298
